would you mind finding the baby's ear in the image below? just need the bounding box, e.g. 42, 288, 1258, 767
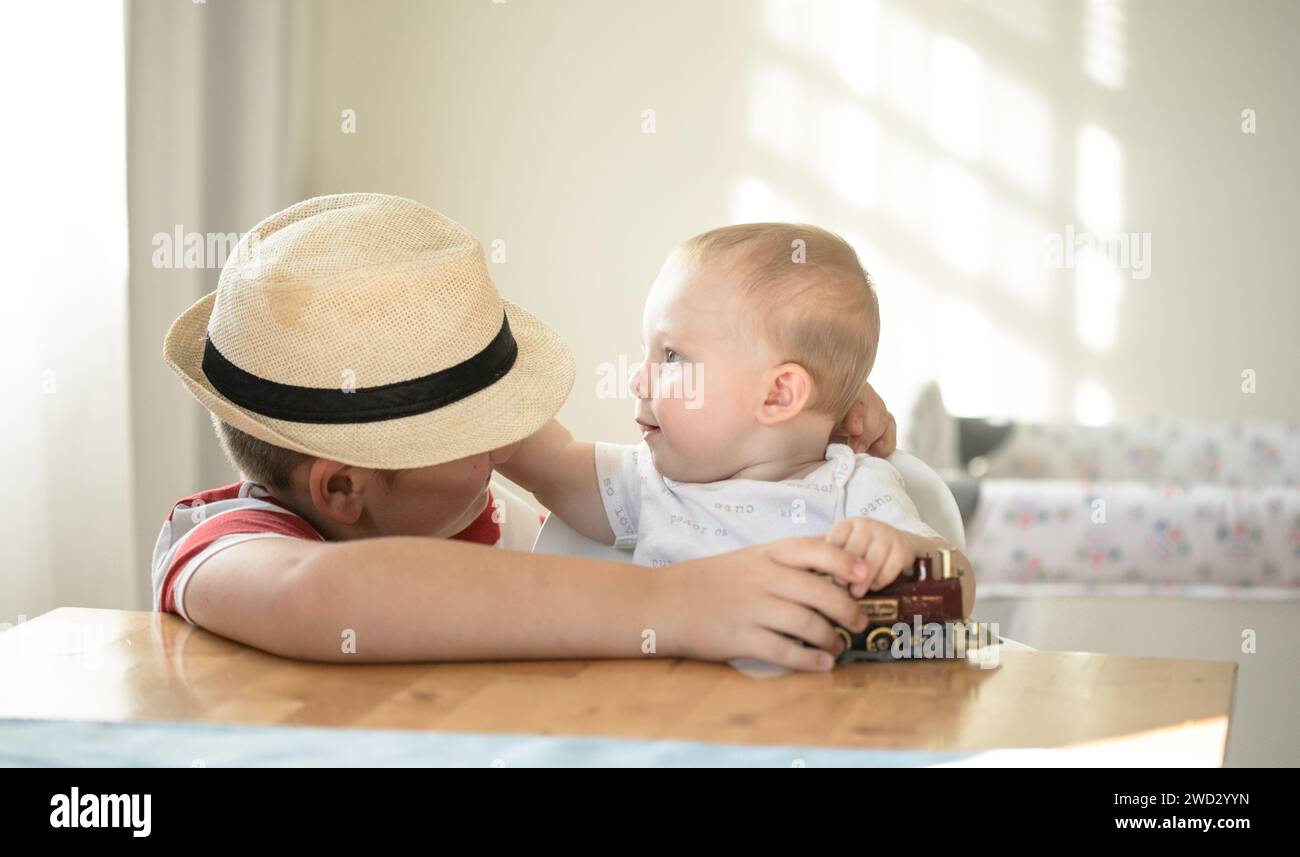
757, 363, 813, 425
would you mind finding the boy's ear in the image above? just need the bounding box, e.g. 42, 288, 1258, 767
305, 459, 374, 526
757, 362, 813, 425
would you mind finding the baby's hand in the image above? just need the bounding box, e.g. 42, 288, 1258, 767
824, 517, 920, 598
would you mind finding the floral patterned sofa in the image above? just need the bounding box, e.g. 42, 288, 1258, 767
908, 385, 1300, 600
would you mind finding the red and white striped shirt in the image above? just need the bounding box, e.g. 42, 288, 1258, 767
151, 480, 543, 624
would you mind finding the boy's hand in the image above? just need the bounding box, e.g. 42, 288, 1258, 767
831, 381, 896, 457
661, 538, 872, 672
824, 517, 921, 598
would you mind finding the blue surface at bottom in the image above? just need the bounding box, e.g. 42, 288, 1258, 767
0, 718, 977, 767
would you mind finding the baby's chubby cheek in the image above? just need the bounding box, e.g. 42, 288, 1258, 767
657, 399, 750, 473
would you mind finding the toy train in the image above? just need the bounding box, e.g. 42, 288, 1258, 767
821, 549, 985, 662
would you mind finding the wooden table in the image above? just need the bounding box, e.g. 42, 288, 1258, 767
0, 608, 1237, 765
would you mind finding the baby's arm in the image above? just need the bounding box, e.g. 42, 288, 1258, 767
495, 419, 614, 544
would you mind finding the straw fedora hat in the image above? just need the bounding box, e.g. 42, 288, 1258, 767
163, 193, 575, 469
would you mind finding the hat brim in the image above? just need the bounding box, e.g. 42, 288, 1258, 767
163, 291, 576, 469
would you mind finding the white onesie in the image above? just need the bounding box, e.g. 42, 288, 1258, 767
593, 441, 942, 566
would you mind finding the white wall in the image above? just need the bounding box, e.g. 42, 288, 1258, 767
298, 0, 1300, 449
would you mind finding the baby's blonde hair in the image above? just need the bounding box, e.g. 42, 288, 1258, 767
672, 223, 880, 421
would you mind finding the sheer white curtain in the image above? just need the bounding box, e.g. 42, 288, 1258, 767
126, 0, 307, 609
0, 0, 307, 622
0, 2, 133, 622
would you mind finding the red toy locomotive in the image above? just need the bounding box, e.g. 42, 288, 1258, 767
825, 548, 982, 662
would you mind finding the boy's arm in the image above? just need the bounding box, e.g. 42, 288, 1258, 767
831, 381, 896, 457
181, 530, 880, 670
495, 419, 614, 543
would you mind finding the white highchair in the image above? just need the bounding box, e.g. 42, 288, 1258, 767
531, 449, 1034, 660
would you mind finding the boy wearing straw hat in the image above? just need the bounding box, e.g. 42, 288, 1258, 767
155, 194, 893, 672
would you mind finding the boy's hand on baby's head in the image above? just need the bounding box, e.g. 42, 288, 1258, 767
830, 382, 896, 457
825, 517, 919, 598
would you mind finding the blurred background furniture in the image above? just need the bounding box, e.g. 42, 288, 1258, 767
909, 381, 1300, 600
908, 380, 1299, 765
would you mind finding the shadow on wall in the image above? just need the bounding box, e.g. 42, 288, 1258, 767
734, 0, 1137, 428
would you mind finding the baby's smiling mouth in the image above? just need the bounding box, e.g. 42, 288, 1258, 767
635, 418, 660, 437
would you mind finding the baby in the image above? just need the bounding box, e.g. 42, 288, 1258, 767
501, 223, 974, 614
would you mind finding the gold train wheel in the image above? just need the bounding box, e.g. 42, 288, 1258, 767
865, 627, 895, 652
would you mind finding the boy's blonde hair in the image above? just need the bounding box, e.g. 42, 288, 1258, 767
672, 223, 880, 421
213, 416, 399, 492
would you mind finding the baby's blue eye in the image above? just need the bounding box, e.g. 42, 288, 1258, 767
664, 348, 685, 363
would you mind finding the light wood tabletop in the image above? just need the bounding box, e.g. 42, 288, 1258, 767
0, 608, 1237, 763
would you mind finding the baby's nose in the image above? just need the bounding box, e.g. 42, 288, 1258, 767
628, 360, 649, 399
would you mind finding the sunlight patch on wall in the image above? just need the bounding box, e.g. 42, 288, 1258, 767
989, 197, 1051, 308
881, 7, 930, 124
986, 67, 1052, 196
1074, 379, 1115, 425
749, 0, 1093, 422
961, 0, 1051, 44
929, 35, 984, 160
933, 296, 1052, 420
935, 297, 993, 416
1083, 0, 1128, 90
996, 336, 1054, 421
748, 64, 804, 163
869, 264, 939, 436
880, 131, 931, 238
750, 64, 882, 211
931, 161, 989, 276
822, 103, 881, 208
833, 0, 881, 96
1074, 244, 1122, 352
1076, 123, 1122, 234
